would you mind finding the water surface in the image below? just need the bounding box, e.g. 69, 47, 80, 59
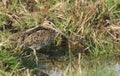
38, 56, 120, 76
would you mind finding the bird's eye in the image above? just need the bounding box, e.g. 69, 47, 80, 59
48, 22, 51, 24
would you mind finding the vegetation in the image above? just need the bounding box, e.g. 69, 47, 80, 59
0, 0, 120, 76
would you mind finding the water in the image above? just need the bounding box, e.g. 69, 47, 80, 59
38, 57, 120, 76
114, 63, 120, 76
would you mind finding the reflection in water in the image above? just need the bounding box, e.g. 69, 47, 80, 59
38, 57, 120, 76
114, 63, 120, 76
49, 70, 62, 76
39, 62, 63, 76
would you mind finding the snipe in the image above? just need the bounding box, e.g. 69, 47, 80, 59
9, 20, 56, 50
9, 19, 59, 64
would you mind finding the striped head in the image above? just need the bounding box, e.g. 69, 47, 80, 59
41, 20, 56, 31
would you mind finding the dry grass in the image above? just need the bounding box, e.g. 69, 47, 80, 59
0, 0, 120, 75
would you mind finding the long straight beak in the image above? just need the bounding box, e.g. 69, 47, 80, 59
49, 21, 71, 40
52, 27, 70, 39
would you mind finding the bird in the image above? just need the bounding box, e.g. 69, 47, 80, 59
9, 19, 62, 65
9, 20, 56, 49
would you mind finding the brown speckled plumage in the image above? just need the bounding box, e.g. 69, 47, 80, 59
9, 20, 56, 50
23, 28, 55, 50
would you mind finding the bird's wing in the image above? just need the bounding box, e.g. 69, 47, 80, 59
23, 30, 53, 46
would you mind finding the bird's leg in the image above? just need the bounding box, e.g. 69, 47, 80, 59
32, 48, 39, 65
